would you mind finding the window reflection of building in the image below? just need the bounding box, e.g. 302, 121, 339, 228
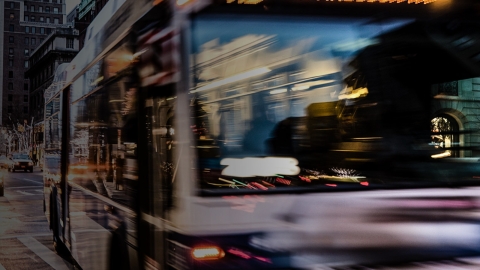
193, 33, 343, 154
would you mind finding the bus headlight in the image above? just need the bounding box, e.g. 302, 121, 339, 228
191, 246, 225, 260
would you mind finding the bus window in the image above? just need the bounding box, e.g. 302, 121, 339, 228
191, 13, 480, 193
69, 74, 139, 208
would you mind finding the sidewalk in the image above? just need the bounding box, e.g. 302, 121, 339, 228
0, 185, 72, 270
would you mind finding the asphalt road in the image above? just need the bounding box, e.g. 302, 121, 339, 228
0, 168, 73, 270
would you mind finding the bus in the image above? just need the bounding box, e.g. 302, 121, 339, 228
43, 0, 480, 269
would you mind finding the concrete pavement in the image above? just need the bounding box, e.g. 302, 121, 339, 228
0, 169, 73, 270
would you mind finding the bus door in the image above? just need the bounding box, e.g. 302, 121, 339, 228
134, 2, 178, 267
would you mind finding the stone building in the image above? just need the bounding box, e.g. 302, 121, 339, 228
1, 0, 66, 128
432, 79, 480, 158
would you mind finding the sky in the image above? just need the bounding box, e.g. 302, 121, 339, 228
66, 0, 81, 14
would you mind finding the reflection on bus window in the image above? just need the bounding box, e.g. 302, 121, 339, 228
191, 14, 480, 192
69, 67, 138, 208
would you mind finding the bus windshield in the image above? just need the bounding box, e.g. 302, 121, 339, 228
191, 13, 480, 193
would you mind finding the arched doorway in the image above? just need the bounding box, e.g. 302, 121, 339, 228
431, 114, 459, 157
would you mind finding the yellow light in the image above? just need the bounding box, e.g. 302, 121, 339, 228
431, 151, 451, 159
269, 88, 287, 95
191, 246, 225, 260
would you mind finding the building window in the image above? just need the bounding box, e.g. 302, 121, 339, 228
24, 95, 28, 102
31, 6, 35, 12
8, 84, 13, 91
39, 6, 43, 12
24, 49, 29, 56
9, 71, 13, 78
40, 28, 45, 34
45, 7, 50, 13
9, 60, 13, 67
10, 2, 15, 9
46, 17, 50, 23
24, 15, 28, 21
32, 38, 36, 45
25, 61, 29, 68
9, 36, 14, 43
24, 84, 29, 91
9, 48, 13, 54
31, 16, 35, 22
25, 26, 29, 33
8, 95, 13, 102
24, 4, 27, 11
25, 37, 29, 45
24, 107, 28, 114
32, 27, 36, 34
53, 7, 59, 14
40, 17, 44, 22
8, 107, 12, 114
10, 13, 14, 19
9, 24, 14, 32
54, 18, 59, 24
39, 38, 43, 44
46, 28, 51, 34
66, 38, 74, 49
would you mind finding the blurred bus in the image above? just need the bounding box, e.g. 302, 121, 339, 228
43, 0, 480, 269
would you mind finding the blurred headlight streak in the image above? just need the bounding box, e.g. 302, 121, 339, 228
191, 246, 225, 260
431, 151, 451, 159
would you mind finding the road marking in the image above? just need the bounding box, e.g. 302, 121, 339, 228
9, 177, 43, 185
22, 177, 43, 183
18, 237, 70, 270
6, 186, 42, 189
16, 190, 35, 195
0, 232, 51, 240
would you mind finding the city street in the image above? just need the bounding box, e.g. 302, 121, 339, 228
0, 168, 73, 270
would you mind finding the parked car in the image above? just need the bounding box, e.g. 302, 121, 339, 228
8, 154, 33, 172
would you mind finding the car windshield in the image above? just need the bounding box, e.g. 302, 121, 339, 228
13, 155, 30, 160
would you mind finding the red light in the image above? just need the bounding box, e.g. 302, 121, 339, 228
275, 177, 291, 185
261, 181, 276, 188
250, 182, 268, 190
255, 256, 272, 263
360, 181, 369, 186
299, 176, 311, 182
227, 248, 251, 259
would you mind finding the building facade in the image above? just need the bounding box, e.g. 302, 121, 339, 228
66, 4, 77, 27
2, 0, 66, 128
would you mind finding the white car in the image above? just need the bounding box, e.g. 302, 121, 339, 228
8, 154, 33, 173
